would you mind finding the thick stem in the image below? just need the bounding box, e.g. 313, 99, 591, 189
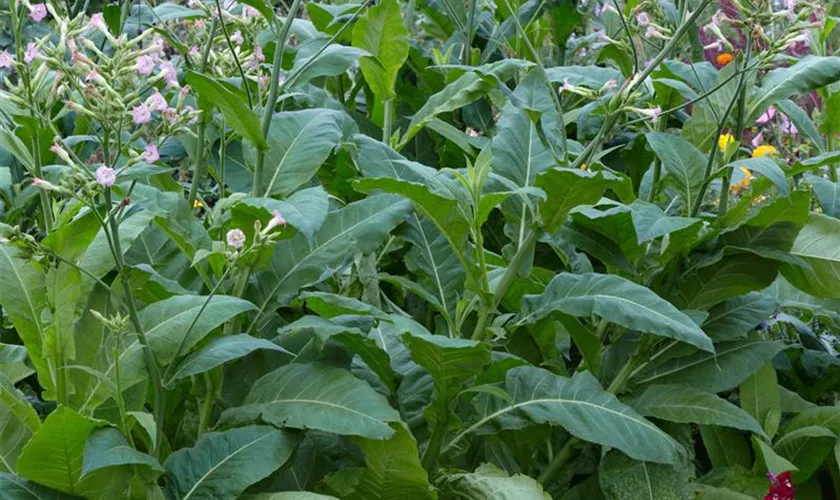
718, 37, 753, 217
421, 413, 448, 471
255, 0, 305, 196
537, 437, 577, 484
197, 372, 214, 436
647, 118, 667, 201
828, 135, 838, 182
493, 229, 538, 308
462, 0, 478, 65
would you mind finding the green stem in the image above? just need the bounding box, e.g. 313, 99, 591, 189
255, 0, 305, 196
225, 265, 251, 334
537, 437, 577, 484
187, 21, 218, 207
103, 184, 166, 456
421, 413, 448, 471
829, 135, 838, 182
718, 37, 753, 217
197, 372, 214, 436
382, 98, 393, 144
647, 118, 667, 201
113, 330, 133, 446
492, 229, 537, 308
462, 0, 478, 65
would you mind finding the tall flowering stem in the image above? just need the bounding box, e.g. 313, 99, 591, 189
254, 0, 305, 196
718, 35, 753, 216
187, 20, 219, 207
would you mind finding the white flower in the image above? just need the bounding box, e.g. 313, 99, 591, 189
226, 228, 246, 248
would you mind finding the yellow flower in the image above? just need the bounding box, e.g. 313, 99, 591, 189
193, 199, 203, 208
580, 163, 588, 170
752, 145, 777, 158
718, 133, 735, 151
730, 166, 753, 193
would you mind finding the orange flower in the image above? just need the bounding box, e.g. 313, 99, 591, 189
716, 52, 734, 66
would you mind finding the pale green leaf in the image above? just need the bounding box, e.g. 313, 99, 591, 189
81, 428, 163, 477
438, 463, 549, 499
599, 451, 693, 500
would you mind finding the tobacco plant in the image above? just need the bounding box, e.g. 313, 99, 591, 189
0, 0, 839, 497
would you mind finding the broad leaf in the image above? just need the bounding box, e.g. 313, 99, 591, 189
747, 56, 840, 121
238, 186, 330, 241
646, 132, 706, 214
220, 363, 401, 439
636, 340, 788, 392
81, 428, 163, 477
186, 71, 268, 150
247, 110, 344, 196
168, 334, 291, 382
774, 426, 835, 483
519, 273, 713, 352
164, 426, 296, 500
722, 158, 788, 195
0, 473, 78, 499
740, 362, 781, 438
0, 375, 40, 473
599, 451, 693, 500
352, 0, 409, 99
701, 292, 776, 342
462, 368, 681, 464
404, 215, 465, 318
536, 168, 606, 232
700, 426, 752, 468
630, 384, 765, 435
438, 463, 550, 499
346, 424, 435, 500
805, 174, 840, 217
781, 213, 840, 298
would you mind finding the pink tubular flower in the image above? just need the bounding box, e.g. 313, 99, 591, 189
0, 51, 14, 69
51, 142, 72, 164
24, 43, 39, 64
88, 13, 107, 31
31, 176, 57, 190
146, 91, 168, 111
188, 45, 200, 59
781, 114, 798, 135
635, 12, 651, 26
226, 229, 246, 248
132, 104, 151, 125
265, 210, 286, 232
141, 144, 160, 163
159, 61, 177, 87
751, 131, 764, 148
96, 166, 116, 187
243, 5, 260, 16
230, 30, 243, 45
30, 3, 47, 22
254, 45, 265, 62
136, 55, 155, 76
756, 107, 776, 125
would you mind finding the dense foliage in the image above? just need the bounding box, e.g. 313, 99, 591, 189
0, 0, 839, 497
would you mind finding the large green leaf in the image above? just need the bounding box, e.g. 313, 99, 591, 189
437, 463, 550, 499
779, 406, 840, 436
164, 426, 296, 500
346, 424, 435, 500
536, 168, 606, 232
246, 110, 344, 196
253, 194, 412, 310
0, 473, 79, 499
402, 333, 491, 425
220, 363, 401, 439
700, 426, 752, 468
774, 426, 835, 483
81, 428, 163, 477
636, 340, 788, 392
168, 334, 291, 382
805, 174, 840, 217
722, 158, 789, 195
401, 72, 495, 146
289, 42, 370, 86
186, 71, 268, 150
671, 254, 779, 310
0, 247, 50, 395
238, 186, 330, 241
404, 215, 465, 318
645, 132, 706, 215
0, 375, 39, 474
518, 273, 713, 352
16, 407, 104, 495
701, 292, 776, 342
630, 384, 764, 435
740, 362, 781, 438
747, 56, 840, 121
599, 451, 693, 500
352, 0, 409, 99
460, 368, 681, 464
781, 213, 840, 298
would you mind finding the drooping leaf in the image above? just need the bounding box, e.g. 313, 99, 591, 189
186, 71, 268, 150
781, 213, 840, 298
401, 72, 496, 146
740, 362, 781, 438
437, 463, 550, 499
463, 368, 681, 464
164, 426, 297, 500
747, 56, 840, 121
253, 194, 412, 308
636, 340, 788, 393
536, 168, 606, 232
518, 273, 713, 352
81, 428, 163, 477
701, 292, 776, 342
352, 0, 409, 99
220, 363, 401, 439
630, 384, 765, 435
646, 132, 707, 215
289, 42, 370, 86
599, 451, 694, 500
345, 424, 435, 500
0, 473, 79, 499
700, 426, 752, 468
0, 374, 40, 474
774, 426, 835, 483
168, 334, 291, 382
